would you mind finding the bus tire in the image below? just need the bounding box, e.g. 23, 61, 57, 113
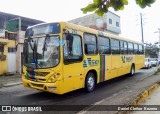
85, 72, 95, 92
130, 64, 135, 76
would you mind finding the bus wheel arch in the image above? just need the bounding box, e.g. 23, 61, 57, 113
84, 70, 97, 92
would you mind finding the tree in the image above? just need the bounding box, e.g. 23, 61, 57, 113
145, 42, 159, 58
81, 0, 156, 16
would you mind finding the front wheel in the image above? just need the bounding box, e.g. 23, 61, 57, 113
85, 72, 95, 92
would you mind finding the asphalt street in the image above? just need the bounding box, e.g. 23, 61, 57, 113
0, 66, 160, 114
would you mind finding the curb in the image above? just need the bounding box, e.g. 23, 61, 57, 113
118, 82, 160, 114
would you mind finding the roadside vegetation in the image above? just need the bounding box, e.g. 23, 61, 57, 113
82, 0, 156, 16
154, 67, 160, 75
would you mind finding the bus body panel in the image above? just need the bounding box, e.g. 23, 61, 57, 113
22, 22, 145, 94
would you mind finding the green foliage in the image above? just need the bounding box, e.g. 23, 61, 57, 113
145, 42, 159, 58
82, 0, 156, 16
136, 0, 156, 8
154, 67, 160, 75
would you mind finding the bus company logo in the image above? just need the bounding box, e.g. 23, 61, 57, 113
126, 56, 133, 62
121, 56, 133, 63
83, 58, 99, 67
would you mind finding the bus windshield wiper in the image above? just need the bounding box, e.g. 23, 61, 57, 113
42, 34, 50, 58
28, 37, 37, 68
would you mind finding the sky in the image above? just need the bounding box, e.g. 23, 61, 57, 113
0, 0, 160, 43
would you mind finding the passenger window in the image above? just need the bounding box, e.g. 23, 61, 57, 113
111, 39, 120, 54
84, 33, 97, 55
128, 42, 134, 54
134, 44, 138, 54
138, 45, 144, 54
98, 36, 110, 54
63, 34, 83, 64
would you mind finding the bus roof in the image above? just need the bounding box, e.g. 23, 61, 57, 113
27, 22, 143, 45
64, 22, 143, 45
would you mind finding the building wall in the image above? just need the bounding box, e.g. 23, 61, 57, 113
0, 12, 44, 75
106, 11, 121, 34
69, 11, 121, 35
0, 30, 16, 75
0, 39, 8, 75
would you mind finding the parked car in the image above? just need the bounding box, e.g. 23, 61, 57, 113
150, 58, 159, 66
144, 58, 152, 69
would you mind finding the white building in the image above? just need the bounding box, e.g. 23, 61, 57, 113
69, 11, 121, 35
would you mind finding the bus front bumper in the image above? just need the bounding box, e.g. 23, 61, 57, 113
22, 75, 64, 94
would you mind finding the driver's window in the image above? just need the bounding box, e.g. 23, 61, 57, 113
63, 34, 83, 64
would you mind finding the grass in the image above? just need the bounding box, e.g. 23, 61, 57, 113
154, 67, 160, 75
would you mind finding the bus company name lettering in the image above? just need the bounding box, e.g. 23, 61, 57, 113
83, 58, 99, 67
121, 56, 133, 63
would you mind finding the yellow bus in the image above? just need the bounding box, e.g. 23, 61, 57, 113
22, 22, 145, 94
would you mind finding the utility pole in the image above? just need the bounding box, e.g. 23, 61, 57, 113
155, 28, 160, 44
154, 28, 160, 58
154, 28, 160, 46
140, 13, 144, 43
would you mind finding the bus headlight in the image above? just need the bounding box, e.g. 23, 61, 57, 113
47, 75, 57, 83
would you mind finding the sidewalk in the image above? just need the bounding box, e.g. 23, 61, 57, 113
131, 86, 160, 114
0, 74, 22, 88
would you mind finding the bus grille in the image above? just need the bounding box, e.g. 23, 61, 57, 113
26, 70, 50, 76
31, 83, 44, 88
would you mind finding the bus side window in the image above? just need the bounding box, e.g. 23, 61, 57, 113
111, 38, 120, 54
128, 42, 134, 54
98, 36, 110, 54
84, 33, 97, 55
138, 45, 144, 54
63, 34, 83, 64
134, 44, 138, 54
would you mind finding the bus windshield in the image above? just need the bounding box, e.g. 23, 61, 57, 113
25, 23, 60, 37
24, 36, 60, 68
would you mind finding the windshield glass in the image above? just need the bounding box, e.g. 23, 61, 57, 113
150, 58, 157, 61
25, 23, 60, 37
24, 36, 60, 68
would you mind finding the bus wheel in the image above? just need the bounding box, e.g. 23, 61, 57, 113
85, 72, 95, 92
130, 65, 135, 76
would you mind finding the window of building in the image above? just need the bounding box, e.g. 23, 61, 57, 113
63, 34, 83, 63
116, 22, 119, 27
128, 42, 134, 54
84, 33, 97, 55
0, 45, 4, 52
8, 47, 16, 52
98, 36, 110, 54
111, 38, 120, 54
109, 18, 112, 24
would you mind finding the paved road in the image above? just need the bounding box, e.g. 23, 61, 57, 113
0, 67, 159, 113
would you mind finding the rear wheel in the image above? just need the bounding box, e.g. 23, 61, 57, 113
150, 65, 152, 68
130, 65, 135, 76
85, 72, 95, 92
